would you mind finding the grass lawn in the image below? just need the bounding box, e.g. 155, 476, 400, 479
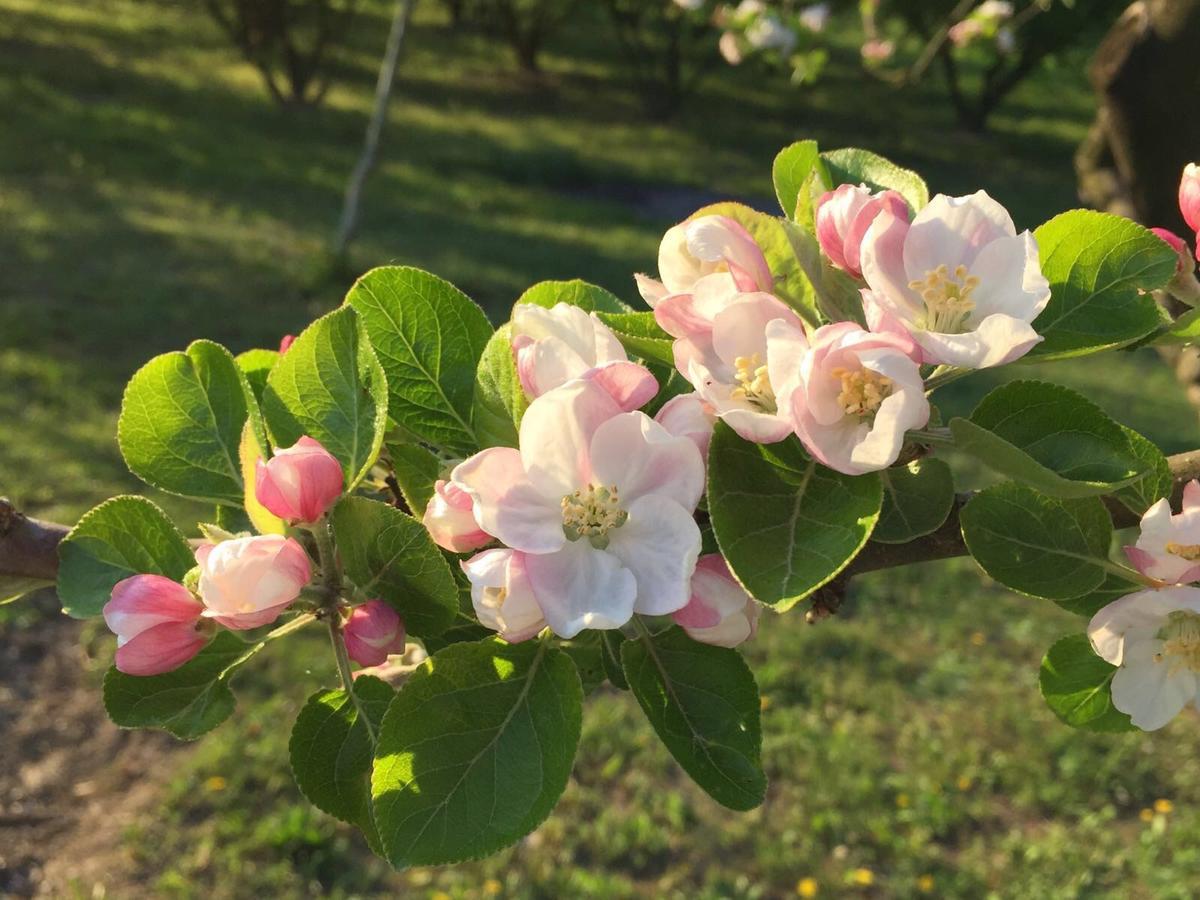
4, 0, 1200, 897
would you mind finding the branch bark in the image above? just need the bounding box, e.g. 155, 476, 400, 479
0, 499, 70, 584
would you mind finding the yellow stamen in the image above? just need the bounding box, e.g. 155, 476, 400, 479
561, 483, 627, 548
729, 353, 776, 412
909, 263, 980, 334
1153, 610, 1200, 673
1166, 541, 1200, 561
832, 366, 892, 417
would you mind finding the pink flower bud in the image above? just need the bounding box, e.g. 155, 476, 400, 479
672, 555, 759, 648
1180, 163, 1200, 234
423, 479, 492, 553
343, 600, 405, 667
815, 183, 909, 279
254, 436, 344, 524
196, 535, 312, 630
1151, 227, 1190, 275
103, 574, 207, 675
279, 334, 296, 353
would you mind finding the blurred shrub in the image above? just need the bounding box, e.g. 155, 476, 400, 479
444, 0, 580, 73
201, 0, 361, 105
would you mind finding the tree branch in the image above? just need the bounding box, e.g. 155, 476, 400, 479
0, 499, 70, 583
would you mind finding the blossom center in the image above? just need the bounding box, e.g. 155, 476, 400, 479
833, 366, 892, 417
910, 263, 980, 334
1155, 610, 1200, 673
1166, 541, 1200, 561
561, 484, 627, 549
729, 353, 776, 412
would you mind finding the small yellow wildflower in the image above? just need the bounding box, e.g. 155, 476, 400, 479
1139, 808, 1155, 823
895, 793, 910, 809
796, 877, 818, 897
917, 874, 935, 893
850, 868, 874, 886
204, 775, 227, 792
1155, 798, 1174, 814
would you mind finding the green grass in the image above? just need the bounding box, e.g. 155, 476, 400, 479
5, 0, 1200, 897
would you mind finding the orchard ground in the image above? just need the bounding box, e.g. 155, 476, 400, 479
3, 0, 1200, 897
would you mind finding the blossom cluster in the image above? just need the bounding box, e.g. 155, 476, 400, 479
102, 437, 403, 675
425, 182, 1051, 648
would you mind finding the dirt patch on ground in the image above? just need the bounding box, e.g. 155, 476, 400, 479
0, 595, 185, 897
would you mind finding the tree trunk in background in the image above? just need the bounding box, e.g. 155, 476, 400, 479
1077, 0, 1200, 415
333, 0, 416, 258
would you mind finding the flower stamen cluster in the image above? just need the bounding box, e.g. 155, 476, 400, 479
833, 366, 892, 418
730, 353, 776, 411
561, 483, 627, 547
911, 263, 979, 334
1155, 610, 1200, 674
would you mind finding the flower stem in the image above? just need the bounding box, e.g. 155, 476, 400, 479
924, 366, 970, 393
329, 614, 377, 744
310, 517, 342, 595
909, 427, 955, 448
261, 612, 317, 643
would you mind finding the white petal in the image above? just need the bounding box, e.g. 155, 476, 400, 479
519, 377, 621, 497
1087, 587, 1200, 664
902, 191, 1016, 281
589, 412, 706, 510
712, 293, 800, 368
524, 541, 637, 638
606, 496, 701, 616
913, 313, 1043, 369
453, 448, 564, 554
765, 317, 809, 423
965, 232, 1050, 321
1111, 638, 1198, 731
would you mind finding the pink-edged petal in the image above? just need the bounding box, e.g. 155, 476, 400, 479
1087, 587, 1200, 664
765, 317, 809, 424
654, 392, 716, 458
711, 292, 800, 367
114, 622, 207, 676
902, 191, 1016, 280
589, 411, 705, 509
860, 206, 922, 320
1184, 480, 1200, 511
686, 215, 773, 293
658, 222, 704, 294
519, 376, 622, 498
860, 290, 920, 359
104, 575, 203, 642
524, 541, 637, 638
1124, 545, 1159, 578
606, 496, 701, 616
635, 273, 669, 308
583, 361, 659, 411
452, 447, 563, 554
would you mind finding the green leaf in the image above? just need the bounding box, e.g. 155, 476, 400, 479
118, 340, 251, 505
371, 638, 582, 868
622, 626, 765, 811
387, 442, 444, 517
516, 279, 632, 314
960, 483, 1113, 601
560, 632, 607, 696
103, 630, 265, 739
289, 675, 394, 852
472, 324, 526, 449
875, 458, 956, 544
708, 425, 882, 609
1114, 425, 1173, 516
331, 496, 458, 637
949, 380, 1150, 498
1039, 634, 1135, 732
594, 311, 677, 368
1030, 211, 1177, 359
772, 139, 821, 220
782, 220, 867, 326
820, 147, 929, 213
58, 496, 195, 619
236, 348, 279, 404
1, 575, 53, 605
600, 631, 629, 690
347, 266, 492, 454
1155, 306, 1200, 345
261, 305, 388, 489
692, 201, 820, 327
1055, 571, 1142, 618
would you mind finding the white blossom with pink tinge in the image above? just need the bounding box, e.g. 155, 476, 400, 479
859, 191, 1051, 369
1125, 481, 1200, 586
680, 291, 809, 444
769, 320, 929, 475
1089, 586, 1200, 730
815, 183, 909, 279
654, 392, 717, 459
196, 535, 312, 630
462, 548, 548, 643
423, 478, 493, 554
636, 214, 773, 307
452, 377, 704, 638
510, 302, 657, 411
672, 554, 760, 648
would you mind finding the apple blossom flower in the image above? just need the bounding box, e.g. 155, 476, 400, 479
718, 31, 745, 65
463, 548, 548, 642
860, 38, 894, 62
453, 377, 704, 638
196, 534, 312, 630
799, 3, 830, 33
672, 555, 759, 647
1088, 586, 1200, 730
1180, 163, 1200, 246
681, 291, 808, 443
654, 392, 717, 458
636, 215, 773, 305
103, 574, 207, 676
343, 600, 405, 667
815, 183, 909, 279
254, 436, 344, 525
510, 302, 657, 410
859, 190, 1051, 368
423, 478, 492, 553
746, 13, 797, 55
977, 0, 1014, 19
673, 0, 705, 10
1125, 481, 1200, 585
769, 319, 928, 475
